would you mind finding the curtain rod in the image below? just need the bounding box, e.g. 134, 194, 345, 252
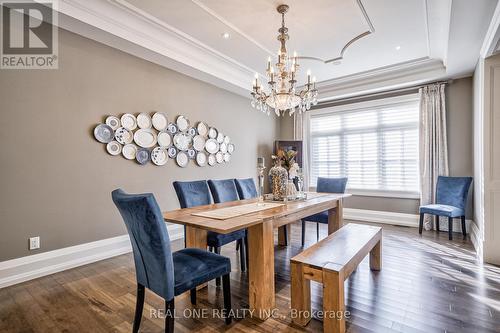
313, 79, 453, 109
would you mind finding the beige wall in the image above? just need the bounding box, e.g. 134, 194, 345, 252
279, 77, 475, 217
0, 29, 278, 261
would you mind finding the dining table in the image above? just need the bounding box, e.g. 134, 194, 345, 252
163, 192, 351, 320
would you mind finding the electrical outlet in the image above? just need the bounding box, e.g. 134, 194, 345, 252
29, 236, 40, 250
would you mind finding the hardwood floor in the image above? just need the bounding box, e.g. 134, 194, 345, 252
1, 221, 499, 333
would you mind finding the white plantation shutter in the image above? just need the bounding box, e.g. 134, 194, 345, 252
308, 96, 420, 196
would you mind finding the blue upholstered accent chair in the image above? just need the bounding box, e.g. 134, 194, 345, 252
208, 179, 248, 272
234, 178, 258, 200
173, 180, 246, 283
419, 176, 473, 240
111, 189, 232, 333
301, 177, 348, 246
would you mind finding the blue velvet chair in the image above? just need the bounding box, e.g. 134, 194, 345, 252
301, 177, 348, 246
173, 180, 246, 283
208, 179, 247, 272
234, 178, 258, 200
419, 176, 473, 240
111, 189, 232, 333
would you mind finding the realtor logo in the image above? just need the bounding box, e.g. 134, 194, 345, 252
1, 0, 58, 69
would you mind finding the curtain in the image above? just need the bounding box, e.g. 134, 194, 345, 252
419, 84, 449, 230
293, 112, 309, 190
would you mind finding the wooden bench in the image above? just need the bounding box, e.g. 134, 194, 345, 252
290, 223, 382, 333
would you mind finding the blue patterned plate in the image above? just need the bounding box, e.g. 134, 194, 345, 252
135, 148, 150, 165
94, 124, 114, 143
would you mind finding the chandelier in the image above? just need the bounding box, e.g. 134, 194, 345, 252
251, 4, 318, 116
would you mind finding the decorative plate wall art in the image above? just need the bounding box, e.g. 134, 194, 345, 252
93, 112, 235, 167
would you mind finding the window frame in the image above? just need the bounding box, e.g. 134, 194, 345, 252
304, 94, 420, 199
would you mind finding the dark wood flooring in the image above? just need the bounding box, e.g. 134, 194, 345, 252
1, 221, 499, 333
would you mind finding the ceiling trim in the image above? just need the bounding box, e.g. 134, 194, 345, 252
480, 0, 500, 58
316, 57, 446, 100
55, 0, 256, 96
46, 0, 451, 101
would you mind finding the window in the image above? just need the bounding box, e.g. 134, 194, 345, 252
307, 95, 420, 197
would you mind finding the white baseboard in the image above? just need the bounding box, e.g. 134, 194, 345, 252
344, 208, 473, 232
0, 224, 183, 289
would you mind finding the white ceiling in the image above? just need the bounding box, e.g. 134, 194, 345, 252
53, 0, 499, 99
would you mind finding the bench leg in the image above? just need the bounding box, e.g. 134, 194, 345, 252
291, 262, 311, 327
370, 239, 382, 271
323, 270, 345, 333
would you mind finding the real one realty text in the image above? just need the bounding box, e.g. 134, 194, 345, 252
149, 308, 351, 320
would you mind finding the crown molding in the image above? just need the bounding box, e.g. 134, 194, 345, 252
50, 0, 449, 102
315, 57, 446, 101
54, 0, 254, 97
480, 0, 500, 58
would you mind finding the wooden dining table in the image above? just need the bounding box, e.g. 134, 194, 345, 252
163, 192, 351, 320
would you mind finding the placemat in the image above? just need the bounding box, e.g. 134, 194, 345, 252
192, 202, 284, 220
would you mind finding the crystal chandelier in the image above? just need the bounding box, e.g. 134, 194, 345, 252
251, 4, 318, 116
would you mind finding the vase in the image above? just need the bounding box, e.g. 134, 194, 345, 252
269, 160, 288, 201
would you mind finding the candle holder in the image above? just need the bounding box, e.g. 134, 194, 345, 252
257, 157, 266, 204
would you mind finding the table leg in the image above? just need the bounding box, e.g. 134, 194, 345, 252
185, 226, 208, 290
248, 221, 275, 320
328, 198, 343, 235
277, 225, 289, 246
370, 238, 382, 271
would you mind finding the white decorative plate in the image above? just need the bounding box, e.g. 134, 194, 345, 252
115, 127, 133, 145
94, 124, 114, 143
220, 143, 228, 153
137, 113, 152, 129
120, 113, 137, 130
157, 131, 171, 147
193, 135, 206, 151
173, 133, 192, 151
106, 141, 122, 156
168, 147, 177, 158
122, 144, 137, 160
176, 116, 189, 132
196, 152, 207, 166
176, 151, 189, 167
205, 139, 219, 154
151, 147, 168, 166
227, 143, 235, 154
223, 135, 230, 145
208, 154, 216, 166
197, 122, 208, 137
152, 112, 168, 131
134, 128, 158, 148
216, 132, 224, 144
223, 153, 231, 162
105, 116, 120, 130
216, 152, 224, 164
208, 127, 217, 139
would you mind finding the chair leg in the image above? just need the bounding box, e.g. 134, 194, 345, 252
283, 225, 288, 246
190, 288, 196, 305
448, 217, 453, 240
214, 247, 221, 287
208, 246, 213, 252
461, 216, 467, 239
239, 238, 246, 272
316, 223, 320, 241
301, 220, 306, 247
222, 273, 232, 325
436, 216, 440, 232
236, 239, 240, 251
183, 226, 187, 248
418, 213, 424, 234
133, 284, 145, 333
165, 298, 175, 333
